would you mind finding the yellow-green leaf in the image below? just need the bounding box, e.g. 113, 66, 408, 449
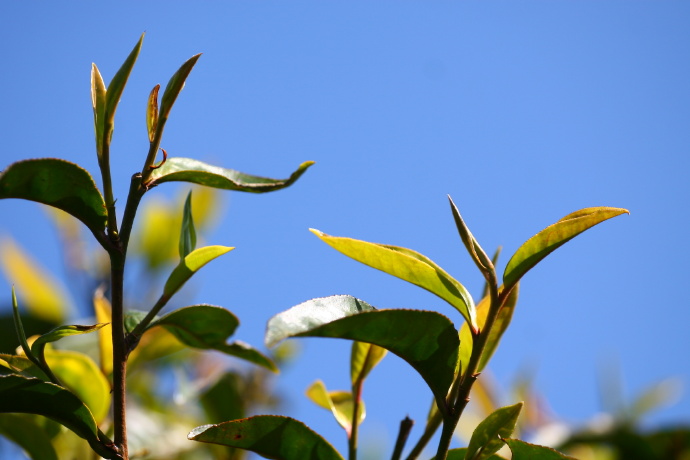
93, 289, 112, 376
311, 229, 477, 332
163, 245, 233, 299
351, 341, 387, 386
146, 84, 160, 143
306, 380, 364, 435
90, 63, 106, 161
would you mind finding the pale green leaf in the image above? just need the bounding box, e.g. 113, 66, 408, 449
163, 246, 233, 299
505, 439, 576, 460
466, 402, 523, 460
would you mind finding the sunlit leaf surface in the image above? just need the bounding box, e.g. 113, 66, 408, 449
163, 246, 233, 299
505, 438, 576, 460
466, 402, 523, 460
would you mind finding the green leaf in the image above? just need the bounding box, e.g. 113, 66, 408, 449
90, 64, 107, 161
306, 380, 364, 434
163, 246, 233, 299
448, 196, 495, 279
310, 229, 477, 332
179, 190, 197, 259
124, 310, 150, 334
430, 448, 507, 460
146, 84, 160, 143
266, 295, 459, 407
104, 33, 144, 137
504, 439, 576, 460
351, 341, 387, 386
159, 54, 202, 126
31, 323, 106, 363
0, 159, 107, 233
0, 413, 59, 460
201, 372, 245, 423
466, 402, 523, 460
188, 415, 344, 460
149, 305, 277, 372
478, 285, 518, 372
503, 207, 629, 289
146, 157, 315, 192
0, 375, 118, 459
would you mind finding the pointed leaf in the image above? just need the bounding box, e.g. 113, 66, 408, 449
310, 230, 477, 332
149, 305, 277, 372
504, 439, 576, 460
188, 415, 344, 460
0, 159, 107, 233
351, 341, 387, 386
503, 207, 629, 288
31, 323, 106, 361
159, 54, 202, 124
179, 190, 197, 259
449, 196, 495, 278
266, 295, 459, 406
0, 354, 48, 380
146, 84, 160, 143
90, 64, 107, 161
306, 380, 364, 434
93, 289, 113, 376
430, 448, 507, 460
466, 402, 523, 460
104, 34, 144, 133
478, 285, 518, 372
0, 413, 59, 460
0, 375, 118, 459
146, 157, 314, 192
163, 245, 233, 299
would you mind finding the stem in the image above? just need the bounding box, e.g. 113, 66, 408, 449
405, 409, 442, 460
391, 417, 414, 460
349, 379, 364, 460
98, 142, 119, 238
110, 259, 128, 459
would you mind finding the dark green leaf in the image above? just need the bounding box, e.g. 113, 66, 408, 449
179, 190, 197, 259
188, 415, 344, 460
429, 447, 507, 460
146, 84, 160, 143
146, 157, 315, 192
448, 196, 495, 278
159, 54, 202, 125
90, 64, 107, 161
503, 207, 629, 289
124, 310, 150, 334
0, 159, 107, 233
201, 372, 245, 423
466, 402, 523, 460
505, 439, 576, 460
0, 413, 58, 460
149, 305, 276, 372
266, 295, 459, 407
310, 230, 477, 332
0, 375, 119, 459
104, 34, 144, 135
163, 246, 233, 299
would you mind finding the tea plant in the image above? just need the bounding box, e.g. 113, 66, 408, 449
0, 36, 635, 460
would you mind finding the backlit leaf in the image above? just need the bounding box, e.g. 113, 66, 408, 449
188, 415, 344, 460
266, 295, 459, 407
146, 84, 160, 143
310, 230, 477, 332
448, 196, 494, 278
146, 157, 314, 192
306, 380, 364, 434
0, 159, 107, 234
478, 285, 518, 372
466, 402, 523, 460
179, 190, 197, 259
90, 64, 106, 161
159, 54, 202, 127
163, 246, 233, 299
104, 33, 144, 137
351, 341, 387, 386
31, 323, 106, 363
0, 413, 58, 460
504, 439, 576, 460
148, 305, 276, 372
93, 289, 112, 376
503, 207, 629, 289
0, 375, 118, 459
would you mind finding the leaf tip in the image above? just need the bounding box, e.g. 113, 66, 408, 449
187, 424, 213, 440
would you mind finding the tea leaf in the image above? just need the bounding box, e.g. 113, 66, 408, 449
266, 295, 459, 406
504, 439, 576, 459
146, 157, 314, 192
0, 159, 107, 234
146, 84, 160, 143
503, 207, 629, 288
430, 448, 507, 459
351, 341, 387, 386
159, 54, 202, 126
478, 285, 519, 372
90, 64, 107, 161
104, 33, 144, 137
311, 230, 477, 332
448, 196, 494, 278
163, 246, 233, 299
188, 415, 344, 460
0, 413, 58, 460
306, 380, 364, 434
466, 402, 523, 460
179, 190, 197, 259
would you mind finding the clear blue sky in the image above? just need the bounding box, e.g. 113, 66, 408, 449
1, 2, 689, 458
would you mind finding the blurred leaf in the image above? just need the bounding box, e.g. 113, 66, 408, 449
351, 341, 387, 386
1, 238, 70, 323
448, 196, 495, 278
159, 54, 202, 127
430, 448, 507, 459
127, 327, 186, 369
505, 439, 575, 459
188, 415, 344, 460
90, 64, 107, 161
266, 295, 459, 406
0, 375, 118, 459
124, 310, 150, 334
103, 33, 144, 138
0, 353, 48, 380
163, 245, 233, 299
149, 305, 277, 372
45, 350, 111, 424
503, 207, 629, 289
201, 372, 245, 423
179, 190, 197, 259
0, 413, 58, 460
93, 289, 113, 376
31, 323, 106, 363
146, 84, 160, 143
466, 402, 523, 460
133, 196, 179, 269
146, 157, 315, 192
0, 159, 107, 234
310, 229, 477, 332
306, 380, 364, 434
628, 379, 682, 423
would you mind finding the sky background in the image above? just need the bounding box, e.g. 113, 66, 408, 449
1, 2, 689, 459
